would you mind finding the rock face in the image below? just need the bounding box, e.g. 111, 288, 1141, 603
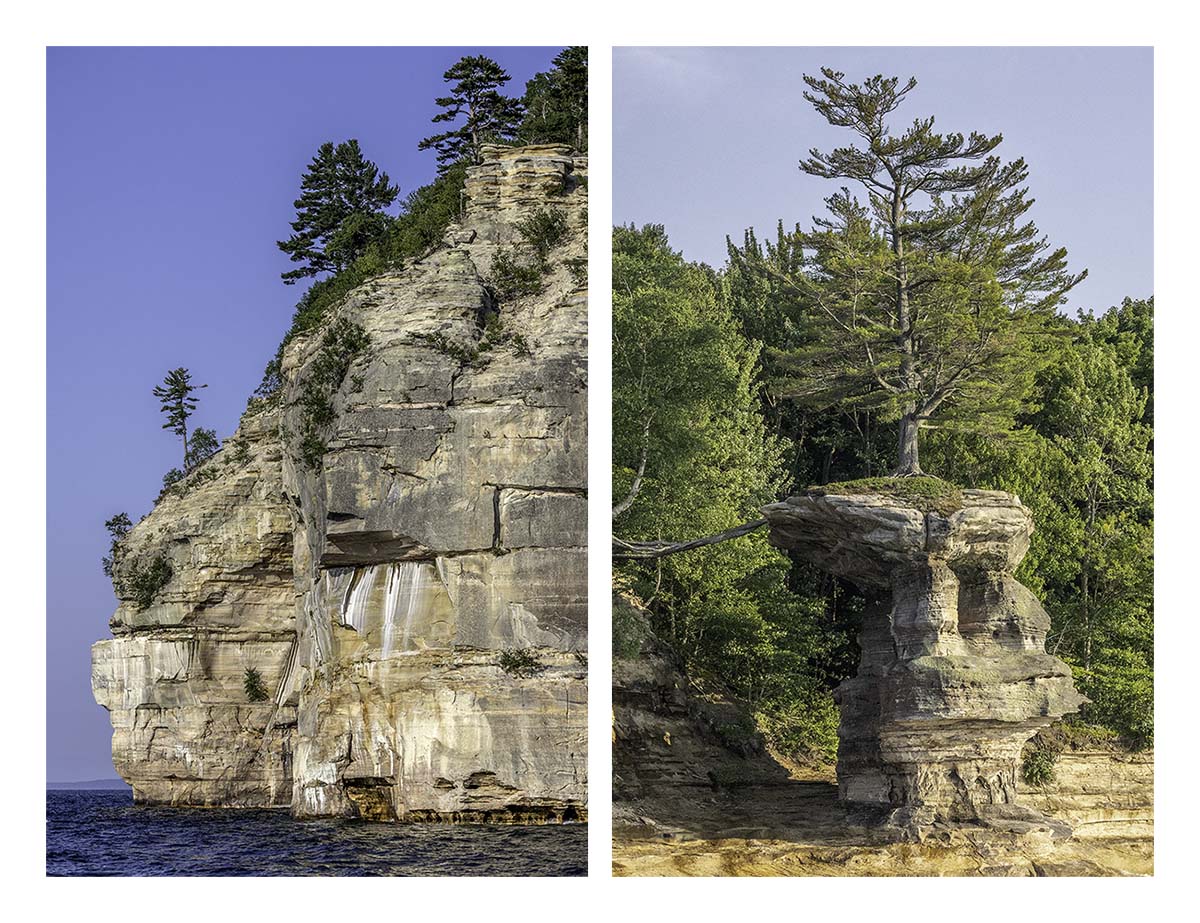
763, 488, 1085, 829
93, 144, 588, 821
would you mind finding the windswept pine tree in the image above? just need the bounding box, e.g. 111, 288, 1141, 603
153, 367, 206, 467
418, 55, 525, 169
277, 139, 398, 284
732, 68, 1085, 475
519, 46, 588, 151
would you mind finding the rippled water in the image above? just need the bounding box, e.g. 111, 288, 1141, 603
47, 791, 587, 876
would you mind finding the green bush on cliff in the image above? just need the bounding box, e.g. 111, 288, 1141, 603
808, 476, 963, 515
293, 318, 371, 470
126, 554, 173, 611
516, 208, 568, 260
497, 648, 545, 678
243, 667, 270, 703
488, 247, 546, 301
1021, 744, 1059, 786
101, 512, 132, 581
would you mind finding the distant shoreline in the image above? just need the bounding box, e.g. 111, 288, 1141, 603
47, 779, 130, 791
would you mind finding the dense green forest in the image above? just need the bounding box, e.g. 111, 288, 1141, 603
612, 70, 1153, 760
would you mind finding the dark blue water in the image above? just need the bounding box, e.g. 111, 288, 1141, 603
47, 791, 587, 876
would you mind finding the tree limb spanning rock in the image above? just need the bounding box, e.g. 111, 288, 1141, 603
612, 518, 768, 559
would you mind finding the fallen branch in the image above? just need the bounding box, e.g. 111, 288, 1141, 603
612, 518, 769, 559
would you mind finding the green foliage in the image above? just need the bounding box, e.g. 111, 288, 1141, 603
810, 475, 962, 514
243, 667, 270, 703
1072, 652, 1154, 750
101, 513, 131, 582
565, 256, 588, 288
153, 368, 206, 467
612, 596, 652, 661
384, 161, 468, 262
730, 68, 1084, 474
277, 139, 397, 283
488, 247, 546, 300
496, 648, 545, 678
923, 298, 1153, 746
516, 208, 568, 260
293, 319, 370, 470
126, 554, 173, 611
184, 426, 219, 471
1022, 745, 1059, 787
613, 214, 1153, 759
161, 468, 184, 493
613, 225, 850, 761
754, 686, 840, 764
228, 437, 251, 466
518, 46, 588, 151
418, 55, 524, 169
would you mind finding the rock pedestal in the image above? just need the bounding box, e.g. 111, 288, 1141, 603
763, 488, 1085, 830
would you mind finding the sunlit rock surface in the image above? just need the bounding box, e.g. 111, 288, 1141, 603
763, 488, 1084, 832
93, 144, 588, 821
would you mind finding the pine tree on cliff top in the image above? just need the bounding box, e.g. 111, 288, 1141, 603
277, 139, 398, 284
519, 46, 588, 151
737, 68, 1085, 477
418, 55, 524, 170
153, 367, 206, 467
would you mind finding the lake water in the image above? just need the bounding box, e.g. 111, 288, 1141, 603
47, 790, 587, 876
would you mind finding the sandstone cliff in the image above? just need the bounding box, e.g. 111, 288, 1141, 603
93, 144, 588, 822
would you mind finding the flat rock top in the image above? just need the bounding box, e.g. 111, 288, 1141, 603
762, 486, 1033, 585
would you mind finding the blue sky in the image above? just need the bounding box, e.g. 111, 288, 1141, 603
47, 46, 564, 783
614, 46, 1152, 313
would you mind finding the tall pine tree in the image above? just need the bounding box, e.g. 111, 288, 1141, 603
277, 139, 398, 284
739, 69, 1085, 476
418, 55, 524, 169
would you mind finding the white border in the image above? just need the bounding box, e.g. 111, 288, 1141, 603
4, 0, 1197, 911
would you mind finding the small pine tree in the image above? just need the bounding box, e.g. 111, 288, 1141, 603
101, 512, 132, 580
277, 139, 398, 284
243, 667, 270, 703
153, 368, 206, 467
418, 55, 524, 169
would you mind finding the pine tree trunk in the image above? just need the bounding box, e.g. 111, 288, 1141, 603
894, 412, 922, 476
890, 191, 921, 477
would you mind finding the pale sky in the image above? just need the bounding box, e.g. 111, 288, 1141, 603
614, 46, 1152, 314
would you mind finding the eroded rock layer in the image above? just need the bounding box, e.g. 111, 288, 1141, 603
763, 489, 1085, 828
93, 144, 588, 821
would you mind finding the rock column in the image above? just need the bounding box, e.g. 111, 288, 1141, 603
763, 489, 1085, 829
